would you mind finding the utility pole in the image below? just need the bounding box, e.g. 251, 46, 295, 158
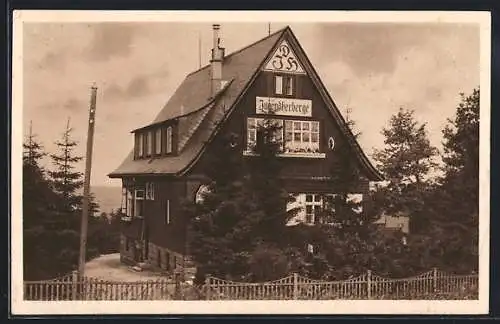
198, 31, 202, 69
268, 23, 271, 36
78, 83, 98, 278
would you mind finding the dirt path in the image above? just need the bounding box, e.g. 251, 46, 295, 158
84, 253, 166, 282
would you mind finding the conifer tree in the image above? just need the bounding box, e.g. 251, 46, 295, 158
186, 118, 298, 282
429, 88, 480, 273
49, 118, 84, 213
372, 108, 438, 232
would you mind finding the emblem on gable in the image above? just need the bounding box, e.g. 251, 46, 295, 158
263, 40, 306, 74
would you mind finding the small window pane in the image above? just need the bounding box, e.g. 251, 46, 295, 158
285, 131, 293, 141
155, 129, 162, 154
294, 132, 301, 141
135, 200, 144, 217
138, 134, 144, 157
293, 122, 301, 131
146, 132, 153, 155
306, 194, 313, 202
312, 122, 319, 132
311, 133, 319, 143
166, 127, 172, 153
302, 122, 310, 131
275, 76, 283, 95
303, 132, 310, 142
285, 77, 293, 95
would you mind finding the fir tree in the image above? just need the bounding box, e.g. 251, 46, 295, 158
428, 88, 480, 273
22, 124, 78, 279
49, 118, 84, 213
185, 117, 298, 282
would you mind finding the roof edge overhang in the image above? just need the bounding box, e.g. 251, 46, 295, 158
176, 29, 289, 177
107, 172, 179, 179
131, 79, 235, 134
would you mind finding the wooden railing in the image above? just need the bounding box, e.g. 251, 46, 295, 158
23, 269, 478, 301
204, 269, 479, 300
23, 271, 178, 301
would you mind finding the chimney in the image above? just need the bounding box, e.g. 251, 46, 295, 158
210, 24, 225, 97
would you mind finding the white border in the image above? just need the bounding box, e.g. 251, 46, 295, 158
11, 10, 491, 315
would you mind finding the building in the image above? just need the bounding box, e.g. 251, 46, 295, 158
108, 25, 383, 272
374, 212, 410, 245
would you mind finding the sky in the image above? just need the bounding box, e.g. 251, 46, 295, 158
21, 20, 480, 187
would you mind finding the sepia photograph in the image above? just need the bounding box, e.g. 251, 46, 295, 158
12, 10, 490, 315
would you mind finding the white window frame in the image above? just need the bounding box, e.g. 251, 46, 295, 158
146, 182, 155, 200
305, 194, 323, 225
246, 117, 283, 152
126, 188, 133, 217
284, 76, 293, 96
166, 126, 173, 154
284, 120, 320, 155
155, 129, 162, 155
138, 133, 144, 157
121, 187, 127, 214
275, 75, 293, 96
134, 189, 145, 217
164, 199, 170, 225
146, 131, 153, 156
275, 76, 283, 95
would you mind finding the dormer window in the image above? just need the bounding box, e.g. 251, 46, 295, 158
146, 131, 153, 156
275, 75, 294, 96
166, 126, 173, 154
137, 133, 144, 158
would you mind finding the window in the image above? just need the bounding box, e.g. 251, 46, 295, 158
284, 77, 293, 96
274, 75, 294, 96
246, 118, 283, 151
146, 182, 155, 200
155, 129, 162, 155
146, 131, 153, 156
287, 193, 337, 226
137, 133, 144, 158
164, 199, 170, 225
121, 187, 127, 214
275, 76, 283, 95
305, 194, 323, 225
126, 189, 133, 217
284, 120, 320, 154
134, 189, 145, 217
166, 126, 173, 154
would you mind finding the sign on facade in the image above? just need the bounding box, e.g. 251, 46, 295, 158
256, 96, 312, 117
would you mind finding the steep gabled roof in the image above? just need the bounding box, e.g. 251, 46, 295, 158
109, 28, 287, 177
109, 26, 383, 181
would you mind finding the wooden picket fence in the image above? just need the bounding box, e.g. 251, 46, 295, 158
23, 268, 478, 301
204, 269, 479, 300
23, 271, 179, 301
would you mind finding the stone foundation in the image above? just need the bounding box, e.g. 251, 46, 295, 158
120, 234, 193, 275
146, 242, 185, 273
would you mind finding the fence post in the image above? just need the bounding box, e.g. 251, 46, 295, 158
174, 271, 181, 300
71, 270, 79, 300
292, 273, 299, 300
433, 268, 438, 292
366, 270, 372, 299
205, 274, 211, 301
